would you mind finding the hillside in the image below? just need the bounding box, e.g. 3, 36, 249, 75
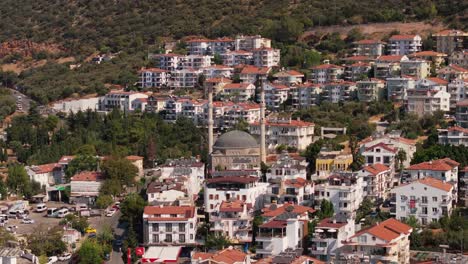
0, 0, 465, 56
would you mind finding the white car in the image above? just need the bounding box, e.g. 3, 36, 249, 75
21, 218, 35, 224
47, 256, 58, 264
106, 208, 116, 217
6, 225, 17, 233
58, 253, 72, 261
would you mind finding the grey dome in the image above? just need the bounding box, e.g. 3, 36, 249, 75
214, 130, 259, 149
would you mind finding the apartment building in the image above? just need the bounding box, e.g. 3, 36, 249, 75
186, 37, 234, 55
388, 34, 422, 55
221, 102, 260, 130
52, 97, 100, 115
416, 77, 448, 92
358, 164, 392, 201
204, 175, 269, 213
202, 65, 234, 79
361, 143, 397, 173
273, 70, 304, 86
235, 35, 271, 51
310, 64, 344, 84
170, 68, 202, 88
138, 67, 170, 88
438, 126, 468, 146
266, 151, 307, 182
433, 29, 467, 54
449, 50, 468, 68
374, 55, 408, 79
357, 79, 386, 102
240, 65, 271, 83
359, 133, 416, 168
160, 157, 205, 199
222, 83, 255, 102
310, 218, 355, 262
210, 200, 254, 243
221, 50, 254, 66
386, 77, 415, 102
404, 158, 459, 183
337, 218, 412, 264
98, 91, 148, 112
146, 180, 186, 205
253, 47, 280, 67
263, 82, 290, 110
353, 39, 385, 57
391, 177, 455, 225
289, 83, 322, 109
26, 163, 62, 188
70, 171, 104, 205
249, 117, 315, 152
406, 89, 450, 117
146, 95, 170, 113
400, 59, 430, 79
437, 64, 468, 81
142, 205, 197, 246
315, 150, 353, 179
152, 53, 184, 71
408, 51, 447, 68
344, 62, 372, 81
456, 99, 468, 128
321, 82, 357, 103
460, 167, 468, 207
314, 173, 364, 221
448, 79, 467, 109
181, 55, 212, 69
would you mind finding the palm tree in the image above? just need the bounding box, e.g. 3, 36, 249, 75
396, 149, 407, 170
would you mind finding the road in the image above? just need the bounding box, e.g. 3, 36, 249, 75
411, 250, 467, 264
9, 87, 32, 114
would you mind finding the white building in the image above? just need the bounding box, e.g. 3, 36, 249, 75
449, 50, 468, 68
52, 97, 100, 114
152, 53, 184, 71
386, 77, 415, 102
310, 64, 344, 84
139, 68, 170, 88
204, 175, 268, 213
222, 83, 255, 102
263, 82, 290, 110
310, 218, 355, 262
170, 68, 202, 88
289, 83, 322, 109
186, 37, 234, 55
180, 55, 212, 69
210, 200, 254, 243
314, 173, 364, 222
448, 79, 467, 109
374, 55, 408, 79
26, 163, 62, 188
221, 102, 261, 130
221, 50, 253, 66
404, 158, 459, 183
353, 39, 385, 57
338, 218, 412, 264
406, 89, 450, 117
344, 62, 372, 81
321, 82, 357, 103
266, 151, 307, 182
437, 64, 468, 81
358, 164, 392, 201
433, 29, 468, 55
160, 157, 205, 199
361, 142, 397, 172
98, 91, 148, 112
457, 99, 468, 128
253, 48, 280, 67
249, 117, 315, 152
388, 34, 422, 55
391, 177, 455, 225
415, 77, 448, 92
438, 126, 468, 146
70, 171, 104, 205
235, 35, 271, 51
359, 133, 416, 168
400, 59, 430, 79
240, 65, 270, 84
273, 70, 304, 86
356, 79, 386, 102
202, 65, 234, 79
143, 205, 197, 246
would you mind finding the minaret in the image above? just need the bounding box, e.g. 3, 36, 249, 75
260, 79, 266, 164
208, 86, 214, 155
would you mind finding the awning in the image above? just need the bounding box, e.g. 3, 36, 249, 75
142, 246, 181, 263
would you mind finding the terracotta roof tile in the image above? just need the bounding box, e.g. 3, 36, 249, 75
350, 218, 412, 242
409, 51, 447, 57
377, 55, 405, 62
407, 158, 459, 171
192, 248, 246, 264
354, 39, 384, 45
418, 177, 453, 192
262, 204, 315, 218
364, 142, 397, 153
219, 200, 250, 213
284, 178, 310, 188
363, 163, 390, 176
240, 65, 270, 75
448, 126, 468, 133
311, 64, 344, 70
144, 206, 195, 218
223, 83, 254, 89
71, 171, 104, 182
317, 218, 347, 229
30, 163, 60, 174
426, 77, 449, 85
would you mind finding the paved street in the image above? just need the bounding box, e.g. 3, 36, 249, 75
9, 87, 31, 114
411, 250, 467, 264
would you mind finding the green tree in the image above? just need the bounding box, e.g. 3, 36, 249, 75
6, 164, 38, 197
28, 227, 67, 257
102, 157, 138, 186
120, 193, 146, 224
205, 233, 232, 250
65, 155, 99, 179
318, 199, 334, 219
96, 194, 114, 209
213, 53, 223, 65
355, 198, 374, 223
78, 239, 104, 264
396, 149, 407, 170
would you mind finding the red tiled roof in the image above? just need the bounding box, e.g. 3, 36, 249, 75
274, 70, 304, 77
434, 29, 467, 36
206, 176, 259, 184
235, 102, 260, 110
251, 119, 315, 127
192, 248, 246, 264
284, 177, 309, 188
448, 126, 468, 133
409, 51, 447, 57
418, 177, 453, 192
377, 55, 405, 62
58, 156, 75, 164
223, 83, 253, 89
126, 155, 143, 161
139, 67, 168, 73
262, 204, 315, 217
343, 55, 374, 62
30, 163, 60, 174
407, 158, 459, 171
456, 99, 468, 107
449, 64, 468, 72
260, 220, 287, 228
219, 200, 250, 213
350, 62, 370, 67
144, 206, 195, 218
257, 256, 325, 264
426, 77, 449, 85
311, 64, 344, 70
350, 218, 412, 242
389, 34, 418, 40
240, 65, 270, 75
71, 171, 104, 182
317, 218, 347, 229
363, 163, 390, 176
364, 142, 397, 153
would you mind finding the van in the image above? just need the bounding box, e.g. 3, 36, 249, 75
35, 203, 47, 213
76, 204, 88, 212
47, 208, 58, 217
57, 208, 69, 218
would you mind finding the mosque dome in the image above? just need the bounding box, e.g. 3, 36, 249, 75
213, 130, 259, 150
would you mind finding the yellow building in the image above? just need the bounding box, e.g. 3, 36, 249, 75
315, 150, 353, 179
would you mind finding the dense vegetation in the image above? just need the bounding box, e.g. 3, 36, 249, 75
0, 88, 15, 120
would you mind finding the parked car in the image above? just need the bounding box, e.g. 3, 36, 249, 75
35, 203, 47, 213
85, 227, 97, 234
21, 218, 35, 224
47, 256, 58, 264
58, 253, 72, 261
106, 208, 116, 217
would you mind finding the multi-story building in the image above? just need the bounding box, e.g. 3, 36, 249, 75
138, 68, 170, 88
266, 151, 307, 182
361, 143, 397, 172
98, 91, 148, 112
391, 177, 455, 225
438, 126, 468, 146
449, 50, 468, 68
357, 79, 386, 102
315, 150, 353, 179
235, 35, 271, 51
70, 171, 104, 205
239, 65, 271, 83
279, 178, 314, 205
186, 37, 234, 55
437, 64, 468, 81
160, 157, 205, 199
221, 102, 260, 130
253, 47, 280, 67
142, 205, 197, 246
388, 34, 422, 55
289, 83, 322, 109
358, 164, 392, 201
456, 99, 468, 128
146, 179, 187, 205
146, 95, 169, 113
249, 116, 315, 152
353, 39, 385, 57
433, 29, 467, 54
406, 89, 450, 117
204, 175, 269, 213
273, 70, 304, 86
210, 200, 254, 243
400, 59, 430, 79
344, 62, 372, 81
415, 77, 448, 92
202, 65, 234, 79
460, 166, 468, 207
221, 50, 254, 66
180, 55, 212, 69
263, 82, 290, 110
170, 68, 202, 88
152, 53, 184, 71
204, 77, 232, 94
404, 158, 459, 183
321, 82, 357, 103
408, 51, 447, 68
310, 63, 344, 84
359, 133, 416, 168
374, 55, 408, 79
448, 79, 467, 110
26, 163, 62, 189
314, 173, 364, 221
222, 83, 255, 102
310, 218, 355, 262
337, 218, 412, 264
386, 77, 415, 102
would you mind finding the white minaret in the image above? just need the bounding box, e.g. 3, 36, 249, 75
260, 79, 266, 164
208, 86, 214, 155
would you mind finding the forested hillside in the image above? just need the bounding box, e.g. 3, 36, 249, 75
0, 0, 465, 55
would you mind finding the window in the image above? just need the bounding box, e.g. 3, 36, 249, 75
209, 194, 213, 199
166, 223, 172, 232
432, 207, 438, 213
190, 223, 193, 229
210, 204, 213, 209
179, 234, 185, 243
242, 195, 247, 201
153, 234, 159, 243
422, 207, 428, 215
170, 214, 177, 217
421, 196, 428, 203
400, 206, 406, 211
400, 217, 406, 222
166, 234, 172, 242
179, 223, 185, 232
432, 197, 437, 202
152, 223, 159, 231
360, 236, 367, 243
190, 234, 194, 240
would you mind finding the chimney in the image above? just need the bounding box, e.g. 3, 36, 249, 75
260, 78, 266, 165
